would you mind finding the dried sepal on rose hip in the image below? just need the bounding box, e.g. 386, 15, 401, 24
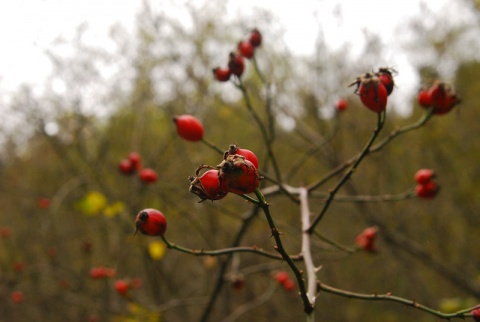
223, 144, 259, 169
350, 72, 388, 113
217, 154, 262, 195
134, 208, 167, 237
375, 67, 396, 95
428, 81, 460, 115
189, 165, 228, 202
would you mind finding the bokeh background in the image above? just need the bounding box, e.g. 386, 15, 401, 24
0, 0, 479, 321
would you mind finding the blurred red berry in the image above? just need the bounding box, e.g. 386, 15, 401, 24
90, 266, 116, 279
249, 29, 262, 47
275, 271, 289, 285
114, 279, 129, 296
414, 169, 435, 185
228, 52, 245, 77
355, 227, 378, 252
335, 98, 348, 111
128, 152, 142, 170
283, 278, 296, 292
37, 198, 50, 209
472, 307, 480, 322
376, 67, 395, 95
118, 159, 135, 175
172, 115, 204, 142
416, 182, 439, 199
82, 241, 93, 253
417, 87, 432, 108
12, 261, 24, 272
238, 41, 254, 59
11, 291, 23, 304
231, 275, 245, 290
213, 67, 231, 82
0, 226, 12, 239
130, 278, 142, 289
135, 208, 167, 237
139, 168, 158, 184
428, 81, 460, 115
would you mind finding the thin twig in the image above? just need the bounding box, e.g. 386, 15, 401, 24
319, 282, 479, 320
307, 111, 386, 234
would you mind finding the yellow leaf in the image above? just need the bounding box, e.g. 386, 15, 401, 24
148, 241, 166, 260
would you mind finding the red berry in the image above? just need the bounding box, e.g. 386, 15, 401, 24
417, 87, 432, 108
282, 279, 296, 292
416, 182, 439, 199
238, 41, 254, 59
275, 271, 289, 285
90, 266, 116, 279
471, 307, 480, 322
376, 67, 395, 95
213, 67, 231, 82
139, 168, 158, 184
224, 144, 259, 169
130, 278, 142, 289
350, 73, 388, 113
428, 81, 460, 115
218, 154, 262, 195
172, 115, 204, 142
118, 159, 135, 175
114, 279, 129, 296
228, 52, 245, 77
231, 275, 245, 290
414, 169, 435, 185
355, 227, 378, 252
134, 208, 167, 237
37, 198, 50, 209
335, 98, 348, 111
11, 291, 23, 304
12, 261, 24, 272
0, 227, 11, 238
189, 167, 228, 202
128, 152, 142, 170
249, 29, 262, 47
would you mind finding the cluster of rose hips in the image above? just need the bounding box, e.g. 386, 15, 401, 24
274, 271, 295, 292
417, 81, 460, 115
89, 266, 117, 279
355, 226, 378, 253
472, 307, 480, 321
213, 29, 262, 82
118, 152, 158, 184
414, 169, 439, 199
189, 144, 261, 202
350, 68, 395, 113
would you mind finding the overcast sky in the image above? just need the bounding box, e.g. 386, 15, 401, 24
0, 0, 453, 113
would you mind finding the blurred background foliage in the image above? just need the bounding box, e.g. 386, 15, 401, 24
0, 0, 479, 321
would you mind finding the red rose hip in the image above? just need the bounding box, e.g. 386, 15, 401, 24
134, 208, 167, 237
173, 115, 204, 142
189, 167, 228, 202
